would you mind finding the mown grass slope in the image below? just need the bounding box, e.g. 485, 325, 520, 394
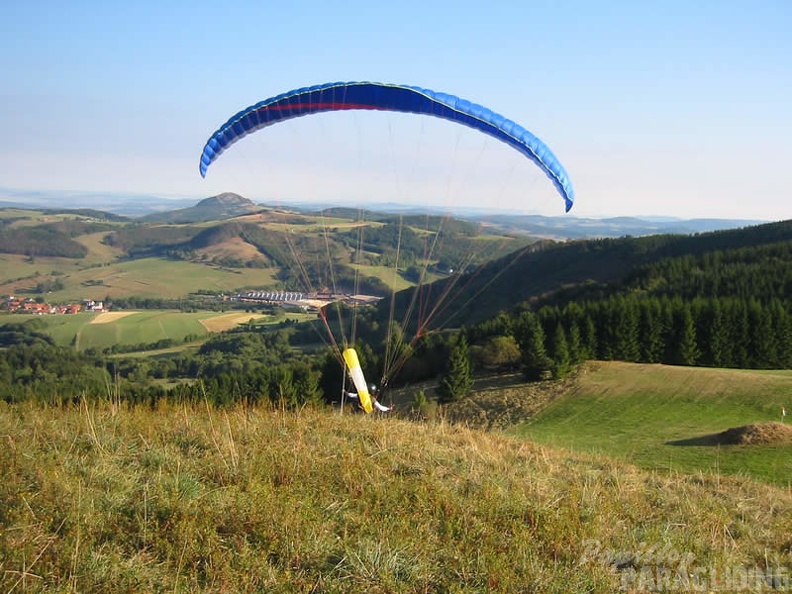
511, 362, 792, 485
2, 400, 791, 592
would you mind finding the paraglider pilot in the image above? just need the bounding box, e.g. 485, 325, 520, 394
345, 383, 392, 412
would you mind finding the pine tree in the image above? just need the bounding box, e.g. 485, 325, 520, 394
549, 323, 571, 378
580, 314, 597, 360
514, 312, 551, 381
639, 298, 664, 363
704, 299, 730, 367
437, 334, 473, 403
613, 296, 640, 361
676, 305, 700, 366
567, 321, 583, 364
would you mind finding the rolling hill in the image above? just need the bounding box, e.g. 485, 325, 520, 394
0, 201, 531, 302
1, 199, 789, 343
139, 192, 261, 223
389, 218, 792, 329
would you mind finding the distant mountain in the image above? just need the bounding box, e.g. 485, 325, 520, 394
473, 214, 767, 239
0, 188, 198, 217
294, 201, 768, 239
139, 193, 261, 224
0, 187, 771, 238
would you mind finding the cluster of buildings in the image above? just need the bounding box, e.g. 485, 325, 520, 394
233, 290, 382, 311
237, 291, 305, 302
3, 297, 105, 315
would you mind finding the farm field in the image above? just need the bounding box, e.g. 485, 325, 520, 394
1, 309, 280, 350
0, 253, 87, 291
1, 256, 281, 301
350, 263, 414, 292
511, 361, 792, 485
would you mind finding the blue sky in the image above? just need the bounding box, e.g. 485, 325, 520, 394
2, 0, 790, 220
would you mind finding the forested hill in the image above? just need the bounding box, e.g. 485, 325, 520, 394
396, 218, 790, 373
403, 219, 792, 329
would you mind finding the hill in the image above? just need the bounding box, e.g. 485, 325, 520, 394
0, 202, 529, 302
139, 192, 261, 223
476, 213, 768, 239
1, 202, 789, 376
2, 400, 791, 592
397, 218, 792, 329
2, 188, 770, 238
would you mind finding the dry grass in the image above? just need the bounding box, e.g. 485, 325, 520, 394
193, 236, 267, 263
197, 311, 267, 333
442, 371, 580, 431
89, 311, 138, 324
716, 422, 792, 445
1, 400, 791, 592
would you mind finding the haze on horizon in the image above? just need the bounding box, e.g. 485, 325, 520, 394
1, 1, 790, 222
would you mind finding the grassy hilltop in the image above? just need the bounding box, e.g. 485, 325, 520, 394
2, 363, 792, 593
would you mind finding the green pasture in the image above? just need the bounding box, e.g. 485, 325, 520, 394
2, 311, 208, 349
0, 208, 45, 220
0, 210, 86, 226
511, 361, 792, 485
351, 263, 412, 292
74, 231, 126, 264
75, 311, 212, 351
2, 309, 313, 351
5, 312, 94, 346
0, 253, 85, 287
263, 218, 377, 233
6, 257, 281, 301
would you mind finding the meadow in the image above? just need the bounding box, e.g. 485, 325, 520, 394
349, 263, 437, 293
0, 254, 284, 302
2, 396, 791, 593
510, 362, 792, 485
1, 310, 286, 350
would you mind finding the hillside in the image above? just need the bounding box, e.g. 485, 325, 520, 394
510, 361, 792, 484
139, 192, 261, 223
0, 202, 529, 302
476, 213, 768, 239
2, 400, 791, 592
396, 218, 792, 329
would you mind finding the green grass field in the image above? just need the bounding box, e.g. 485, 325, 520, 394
510, 361, 792, 485
1, 257, 282, 301
1, 310, 289, 350
0, 253, 85, 288
75, 311, 211, 350
350, 263, 416, 292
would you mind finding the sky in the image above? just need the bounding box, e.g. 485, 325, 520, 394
1, 0, 790, 221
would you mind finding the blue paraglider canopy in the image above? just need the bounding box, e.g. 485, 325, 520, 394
199, 81, 574, 212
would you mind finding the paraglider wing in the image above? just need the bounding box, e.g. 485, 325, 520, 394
342, 347, 374, 414
198, 82, 574, 212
